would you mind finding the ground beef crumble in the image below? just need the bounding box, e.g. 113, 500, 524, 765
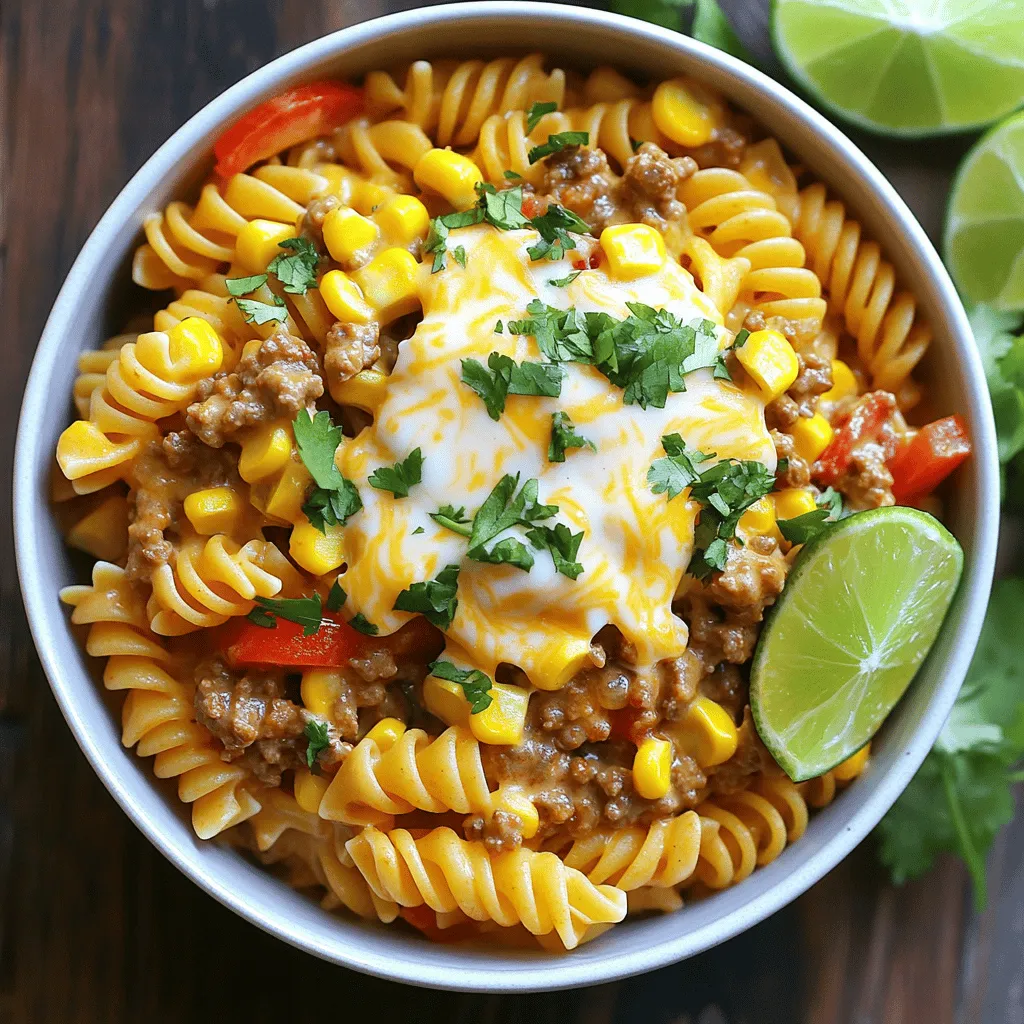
819, 391, 899, 509
324, 320, 381, 389
185, 329, 323, 448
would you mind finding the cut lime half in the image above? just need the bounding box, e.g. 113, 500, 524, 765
772, 0, 1024, 138
945, 111, 1024, 313
750, 507, 963, 782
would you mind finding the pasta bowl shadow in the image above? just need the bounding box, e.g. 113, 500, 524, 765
14, 1, 999, 993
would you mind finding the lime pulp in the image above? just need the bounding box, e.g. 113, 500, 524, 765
750, 507, 964, 782
772, 0, 1024, 138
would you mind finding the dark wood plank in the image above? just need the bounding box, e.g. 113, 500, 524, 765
0, 1, 1019, 1022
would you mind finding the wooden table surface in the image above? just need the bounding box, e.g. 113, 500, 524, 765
1, 1, 1021, 1021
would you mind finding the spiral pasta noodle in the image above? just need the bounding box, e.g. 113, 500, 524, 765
346, 826, 627, 948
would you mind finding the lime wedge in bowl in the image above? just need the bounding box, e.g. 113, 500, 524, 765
772, 0, 1024, 138
751, 507, 963, 782
945, 111, 1024, 313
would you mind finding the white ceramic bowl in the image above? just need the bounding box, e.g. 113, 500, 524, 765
14, 1, 999, 993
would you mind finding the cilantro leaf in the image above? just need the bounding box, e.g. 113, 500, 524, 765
250, 593, 324, 636
548, 411, 595, 463
430, 504, 472, 538
225, 274, 269, 296
368, 448, 423, 499
548, 270, 582, 288
468, 536, 535, 572
235, 296, 288, 325
526, 100, 558, 133
461, 353, 563, 419
528, 131, 590, 164
480, 184, 531, 230
347, 613, 379, 636
326, 578, 347, 612
302, 482, 362, 532
247, 606, 275, 628
452, 245, 468, 268
527, 204, 591, 261
733, 327, 751, 349
268, 236, 320, 295
293, 410, 344, 490
526, 522, 585, 579
648, 433, 713, 499
503, 169, 523, 181
428, 660, 494, 713
393, 564, 461, 630
509, 301, 596, 363
777, 488, 846, 545
461, 355, 509, 420
468, 474, 556, 551
304, 720, 330, 768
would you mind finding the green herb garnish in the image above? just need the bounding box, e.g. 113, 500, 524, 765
548, 411, 595, 463
304, 720, 331, 768
647, 433, 714, 500
268, 236, 320, 295
293, 409, 363, 531
326, 578, 347, 612
528, 131, 590, 164
225, 274, 269, 296
347, 613, 379, 636
368, 448, 423, 499
526, 522, 585, 579
248, 593, 325, 636
526, 100, 558, 133
393, 564, 461, 630
235, 295, 288, 325
430, 504, 472, 538
428, 660, 494, 713
461, 353, 563, 420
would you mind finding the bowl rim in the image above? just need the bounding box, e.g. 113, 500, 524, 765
14, 0, 1000, 993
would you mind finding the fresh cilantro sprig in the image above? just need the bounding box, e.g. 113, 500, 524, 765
428, 660, 494, 713
268, 237, 320, 295
460, 352, 563, 420
548, 270, 582, 288
248, 593, 326, 635
393, 564, 460, 630
347, 613, 379, 636
430, 504, 472, 538
304, 720, 331, 768
235, 295, 288, 325
527, 205, 592, 262
526, 100, 558, 133
528, 130, 590, 165
647, 433, 714, 499
526, 522, 585, 580
368, 448, 423, 498
225, 274, 269, 296
877, 578, 1024, 908
468, 474, 557, 551
548, 411, 595, 463
293, 409, 363, 532
777, 486, 845, 545
326, 579, 346, 612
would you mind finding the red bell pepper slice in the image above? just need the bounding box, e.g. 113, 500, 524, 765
213, 82, 364, 178
221, 612, 367, 668
815, 392, 896, 486
889, 415, 971, 503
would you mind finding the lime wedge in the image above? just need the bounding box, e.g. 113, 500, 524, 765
945, 111, 1024, 312
772, 0, 1024, 138
750, 507, 963, 782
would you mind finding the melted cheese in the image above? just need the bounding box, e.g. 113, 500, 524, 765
337, 224, 774, 683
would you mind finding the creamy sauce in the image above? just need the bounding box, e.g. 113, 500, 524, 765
337, 224, 775, 683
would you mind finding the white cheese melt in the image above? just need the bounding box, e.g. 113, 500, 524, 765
337, 223, 775, 684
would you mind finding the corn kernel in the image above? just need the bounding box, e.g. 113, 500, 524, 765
469, 683, 530, 746
652, 78, 716, 147
238, 424, 292, 483
600, 223, 667, 280
680, 697, 738, 767
301, 668, 344, 717
351, 248, 421, 324
833, 743, 870, 781
165, 317, 225, 379
413, 148, 484, 210
790, 413, 834, 464
294, 767, 329, 813
183, 486, 242, 535
263, 460, 312, 523
374, 194, 430, 245
235, 219, 296, 272
365, 717, 407, 750
423, 675, 471, 727
322, 207, 380, 265
735, 329, 799, 402
318, 269, 374, 325
821, 358, 858, 404
493, 788, 539, 839
290, 520, 345, 575
633, 737, 672, 800
528, 634, 596, 691
329, 367, 388, 413
774, 487, 817, 521
737, 496, 777, 539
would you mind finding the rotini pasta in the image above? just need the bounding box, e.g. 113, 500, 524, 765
52, 53, 954, 954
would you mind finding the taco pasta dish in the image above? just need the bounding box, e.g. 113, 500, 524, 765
53, 55, 971, 951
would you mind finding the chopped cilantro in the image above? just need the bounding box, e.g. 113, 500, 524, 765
347, 613, 379, 636
503, 169, 523, 181
428, 660, 494, 713
461, 353, 563, 419
393, 564, 460, 630
494, 320, 504, 334
526, 100, 558, 133
479, 184, 531, 230
548, 411, 595, 463
430, 504, 472, 538
302, 483, 362, 532
777, 486, 846, 545
630, 136, 643, 153
527, 204, 591, 261
268, 237, 320, 295
293, 409, 363, 531
368, 448, 423, 499
528, 131, 590, 164
548, 270, 582, 288
468, 474, 557, 552
225, 274, 269, 296
326, 578, 346, 612
452, 245, 468, 268
468, 536, 535, 572
733, 327, 751, 348
234, 295, 288, 325
249, 593, 325, 636
412, 526, 424, 535
647, 433, 714, 499
526, 522, 585, 579
304, 720, 330, 768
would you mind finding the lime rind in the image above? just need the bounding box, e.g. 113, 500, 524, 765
750, 507, 964, 782
944, 110, 1024, 312
771, 0, 1024, 138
